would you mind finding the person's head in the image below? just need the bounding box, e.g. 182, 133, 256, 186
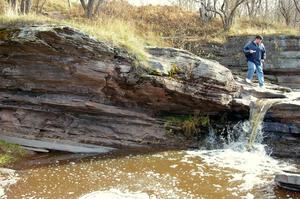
254, 35, 263, 44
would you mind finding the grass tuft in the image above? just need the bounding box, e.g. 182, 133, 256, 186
0, 140, 26, 166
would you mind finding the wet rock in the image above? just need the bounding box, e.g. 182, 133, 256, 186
275, 171, 300, 192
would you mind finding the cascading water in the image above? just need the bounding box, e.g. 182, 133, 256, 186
246, 99, 279, 150
186, 98, 297, 196
215, 98, 280, 151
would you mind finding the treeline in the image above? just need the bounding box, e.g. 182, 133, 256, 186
3, 0, 300, 32
174, 0, 300, 31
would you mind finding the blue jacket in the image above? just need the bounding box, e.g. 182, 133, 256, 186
243, 41, 266, 66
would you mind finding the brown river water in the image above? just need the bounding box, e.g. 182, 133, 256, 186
3, 99, 300, 199
3, 147, 300, 199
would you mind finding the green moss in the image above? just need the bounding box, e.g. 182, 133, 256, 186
148, 68, 162, 76
0, 140, 26, 156
0, 140, 26, 166
0, 154, 13, 166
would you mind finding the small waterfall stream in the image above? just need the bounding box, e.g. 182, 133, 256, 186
246, 99, 279, 150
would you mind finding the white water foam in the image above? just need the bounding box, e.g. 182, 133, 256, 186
79, 189, 154, 199
183, 98, 297, 194
185, 144, 295, 191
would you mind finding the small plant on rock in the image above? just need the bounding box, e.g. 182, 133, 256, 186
168, 64, 181, 78
165, 114, 210, 137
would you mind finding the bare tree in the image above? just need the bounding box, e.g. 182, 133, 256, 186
94, 0, 105, 15
278, 0, 294, 25
245, 0, 262, 18
67, 0, 72, 13
293, 0, 300, 14
173, 0, 198, 11
263, 0, 269, 18
80, 0, 105, 18
199, 0, 248, 31
20, 0, 31, 14
7, 0, 17, 12
199, 0, 215, 22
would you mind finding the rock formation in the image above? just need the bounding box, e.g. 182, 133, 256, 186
0, 25, 299, 157
0, 25, 239, 150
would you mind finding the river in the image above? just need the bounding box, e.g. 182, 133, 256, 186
2, 146, 300, 199
2, 99, 300, 199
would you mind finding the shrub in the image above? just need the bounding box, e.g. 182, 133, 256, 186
165, 115, 210, 137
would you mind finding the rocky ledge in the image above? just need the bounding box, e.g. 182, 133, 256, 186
185, 35, 300, 89
0, 25, 299, 157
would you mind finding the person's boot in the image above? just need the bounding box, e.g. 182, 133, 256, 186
245, 78, 252, 85
259, 85, 265, 90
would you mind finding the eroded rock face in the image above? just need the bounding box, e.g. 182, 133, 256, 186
0, 25, 239, 150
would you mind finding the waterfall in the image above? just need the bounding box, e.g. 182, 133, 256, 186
246, 99, 278, 150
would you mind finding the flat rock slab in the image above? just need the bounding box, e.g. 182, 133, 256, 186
0, 135, 114, 154
275, 171, 300, 192
22, 146, 50, 153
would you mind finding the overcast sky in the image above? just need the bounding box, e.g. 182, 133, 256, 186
127, 0, 172, 6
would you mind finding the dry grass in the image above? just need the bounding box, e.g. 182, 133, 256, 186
99, 1, 222, 46
229, 18, 300, 36
1, 0, 300, 57
0, 12, 165, 62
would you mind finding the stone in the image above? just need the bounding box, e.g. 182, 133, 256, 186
0, 135, 114, 153
275, 171, 300, 192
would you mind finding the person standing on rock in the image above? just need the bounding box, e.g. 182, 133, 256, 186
243, 35, 266, 89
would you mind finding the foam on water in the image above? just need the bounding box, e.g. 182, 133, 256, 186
79, 189, 153, 199
185, 144, 295, 191
182, 98, 298, 192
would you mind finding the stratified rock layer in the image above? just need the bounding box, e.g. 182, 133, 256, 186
0, 25, 238, 150
0, 25, 299, 157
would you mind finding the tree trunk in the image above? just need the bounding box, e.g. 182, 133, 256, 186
20, 0, 31, 14
94, 0, 104, 16
80, 0, 87, 12
25, 0, 31, 13
8, 0, 17, 12
86, 0, 95, 18
67, 0, 72, 13
223, 16, 234, 31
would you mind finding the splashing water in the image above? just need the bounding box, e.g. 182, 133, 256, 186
187, 98, 298, 194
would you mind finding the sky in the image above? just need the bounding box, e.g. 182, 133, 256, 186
127, 0, 172, 6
